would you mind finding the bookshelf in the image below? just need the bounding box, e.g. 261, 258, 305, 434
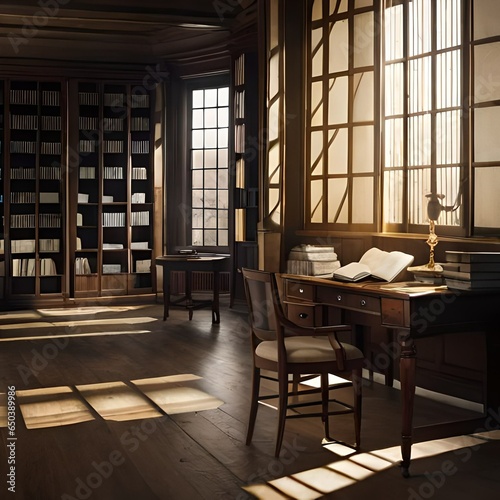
232, 51, 258, 299
71, 82, 154, 297
0, 80, 4, 299
5, 79, 65, 299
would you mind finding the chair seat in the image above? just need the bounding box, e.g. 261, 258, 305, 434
256, 336, 363, 364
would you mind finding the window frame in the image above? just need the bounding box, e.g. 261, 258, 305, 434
184, 74, 231, 251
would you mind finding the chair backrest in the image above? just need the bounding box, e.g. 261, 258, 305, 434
241, 268, 277, 341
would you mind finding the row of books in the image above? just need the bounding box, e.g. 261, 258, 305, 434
12, 258, 57, 276
78, 92, 150, 108
10, 214, 61, 228
10, 166, 61, 179
11, 239, 60, 253
11, 115, 62, 131
443, 251, 500, 290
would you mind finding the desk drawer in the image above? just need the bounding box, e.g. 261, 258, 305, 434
318, 289, 380, 314
285, 302, 322, 327
285, 281, 315, 302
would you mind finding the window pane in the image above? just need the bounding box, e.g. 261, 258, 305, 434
311, 28, 324, 77
192, 130, 203, 148
218, 169, 228, 189
329, 20, 348, 73
204, 210, 217, 228
204, 88, 217, 107
328, 128, 348, 175
205, 108, 217, 128
192, 230, 203, 246
353, 12, 374, 68
192, 150, 203, 169
192, 170, 203, 189
352, 177, 374, 223
474, 42, 500, 103
204, 170, 217, 189
192, 190, 204, 208
204, 190, 217, 208
204, 230, 217, 246
218, 128, 228, 147
192, 90, 203, 108
218, 107, 229, 127
192, 210, 203, 229
383, 170, 403, 224
218, 230, 228, 246
205, 149, 217, 168
218, 87, 228, 106
218, 149, 228, 168
310, 179, 323, 223
353, 71, 374, 122
408, 168, 431, 224
474, 107, 500, 162
327, 178, 348, 223
352, 126, 374, 173
204, 129, 217, 148
218, 191, 229, 210
192, 109, 203, 128
328, 76, 348, 124
310, 131, 324, 176
311, 81, 323, 126
475, 167, 500, 227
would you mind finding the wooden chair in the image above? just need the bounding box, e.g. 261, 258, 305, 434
242, 268, 364, 457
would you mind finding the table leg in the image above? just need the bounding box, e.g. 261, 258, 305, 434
163, 270, 170, 321
186, 270, 193, 320
212, 271, 220, 324
398, 329, 416, 478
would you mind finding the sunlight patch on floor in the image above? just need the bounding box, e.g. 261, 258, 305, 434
76, 381, 163, 421
17, 386, 95, 429
3, 374, 224, 429
243, 431, 500, 499
0, 330, 152, 342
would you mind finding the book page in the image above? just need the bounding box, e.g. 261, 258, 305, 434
333, 262, 371, 281
371, 251, 414, 281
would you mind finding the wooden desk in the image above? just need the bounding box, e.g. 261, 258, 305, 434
156, 254, 230, 323
281, 274, 500, 477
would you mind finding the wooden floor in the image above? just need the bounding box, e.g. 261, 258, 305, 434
0, 299, 499, 499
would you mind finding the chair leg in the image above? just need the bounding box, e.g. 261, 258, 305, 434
321, 372, 330, 440
246, 366, 261, 445
353, 366, 363, 448
275, 371, 289, 457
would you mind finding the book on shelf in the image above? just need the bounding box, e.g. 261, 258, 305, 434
75, 257, 92, 275
135, 259, 151, 273
333, 247, 414, 283
444, 278, 500, 290
78, 193, 89, 203
103, 264, 122, 274
39, 192, 59, 204
445, 251, 500, 263
130, 242, 149, 249
103, 243, 124, 249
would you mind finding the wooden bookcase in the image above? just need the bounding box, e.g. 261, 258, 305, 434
69, 81, 155, 298
232, 51, 259, 300
3, 79, 66, 301
0, 80, 4, 299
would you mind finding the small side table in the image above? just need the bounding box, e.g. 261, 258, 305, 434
155, 254, 230, 323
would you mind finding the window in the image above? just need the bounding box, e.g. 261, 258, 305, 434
189, 84, 229, 247
306, 0, 377, 231
383, 0, 464, 234
306, 0, 500, 236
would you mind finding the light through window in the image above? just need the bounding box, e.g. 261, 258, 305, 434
190, 86, 229, 247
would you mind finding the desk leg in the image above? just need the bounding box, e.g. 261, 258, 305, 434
398, 329, 416, 478
212, 271, 220, 324
163, 270, 170, 321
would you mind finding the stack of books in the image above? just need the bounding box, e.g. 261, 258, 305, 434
443, 251, 500, 290
286, 245, 340, 278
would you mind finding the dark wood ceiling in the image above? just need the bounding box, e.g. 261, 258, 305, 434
0, 0, 257, 70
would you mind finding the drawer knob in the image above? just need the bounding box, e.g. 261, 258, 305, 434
299, 288, 304, 293
337, 295, 342, 301
360, 299, 367, 307
298, 313, 308, 319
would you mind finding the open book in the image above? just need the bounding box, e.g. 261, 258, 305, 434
333, 247, 414, 282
